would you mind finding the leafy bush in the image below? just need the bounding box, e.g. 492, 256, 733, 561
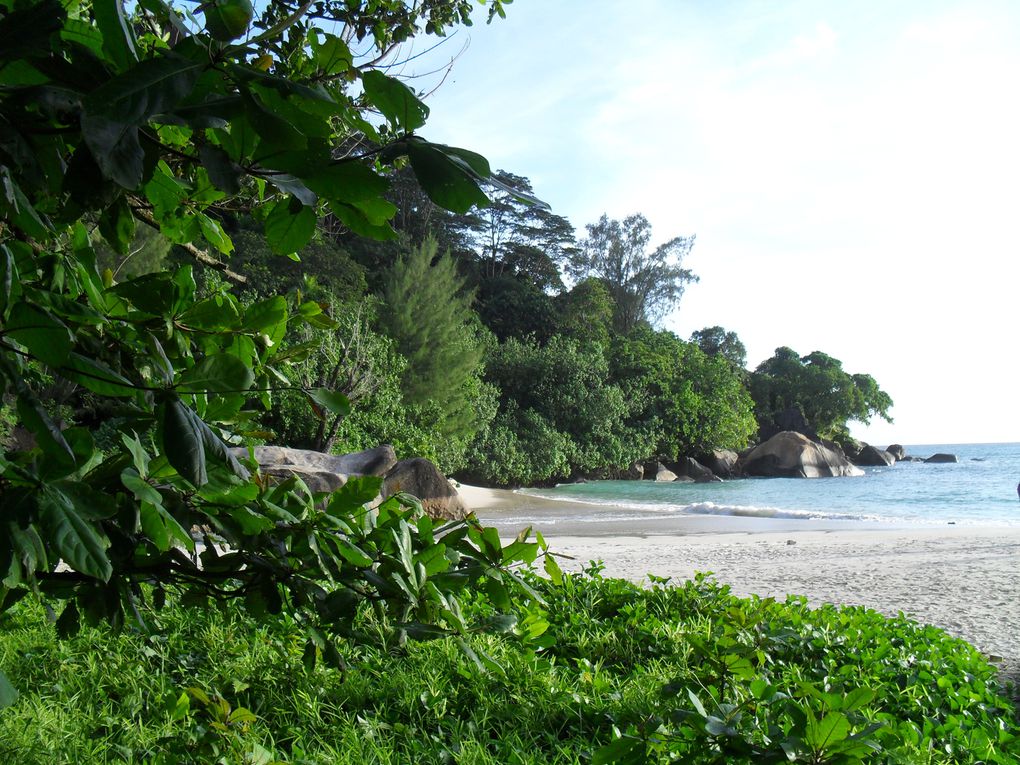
464, 335, 647, 485
1, 568, 1015, 764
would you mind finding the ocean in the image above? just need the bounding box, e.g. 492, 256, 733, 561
506, 443, 1020, 530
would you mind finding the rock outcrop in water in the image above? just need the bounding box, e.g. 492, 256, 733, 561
670, 457, 723, 483
737, 431, 864, 478
853, 444, 896, 467
696, 449, 739, 478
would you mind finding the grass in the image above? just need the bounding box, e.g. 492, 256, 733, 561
0, 566, 1016, 764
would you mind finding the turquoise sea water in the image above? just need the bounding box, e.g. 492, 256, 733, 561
515, 443, 1020, 528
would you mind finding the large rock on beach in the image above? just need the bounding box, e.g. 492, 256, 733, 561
886, 444, 907, 461
696, 449, 738, 478
925, 453, 959, 464
238, 444, 397, 477
261, 465, 346, 494
618, 461, 644, 480
836, 437, 863, 463
672, 457, 723, 483
640, 461, 679, 482
382, 458, 468, 520
230, 444, 397, 499
737, 431, 864, 478
655, 463, 679, 482
854, 444, 896, 467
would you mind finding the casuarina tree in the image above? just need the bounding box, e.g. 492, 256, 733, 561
567, 213, 698, 333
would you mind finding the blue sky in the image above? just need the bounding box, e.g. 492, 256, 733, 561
397, 0, 1020, 445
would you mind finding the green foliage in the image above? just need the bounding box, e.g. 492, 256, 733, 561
465, 336, 645, 485
475, 273, 559, 343
611, 328, 757, 460
0, 0, 533, 696
266, 300, 495, 471
749, 347, 894, 440
1, 570, 1015, 763
567, 214, 698, 333
448, 170, 575, 284
378, 238, 486, 443
690, 325, 748, 369
556, 277, 615, 348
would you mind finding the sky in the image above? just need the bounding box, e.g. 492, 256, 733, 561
395, 0, 1020, 446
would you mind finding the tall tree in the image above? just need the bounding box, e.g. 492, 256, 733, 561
690, 326, 748, 369
452, 171, 577, 284
749, 348, 894, 440
568, 214, 698, 333
465, 336, 641, 486
378, 239, 484, 441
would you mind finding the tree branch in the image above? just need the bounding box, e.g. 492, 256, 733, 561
131, 206, 248, 284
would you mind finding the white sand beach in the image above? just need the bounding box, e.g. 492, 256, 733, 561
456, 483, 1020, 684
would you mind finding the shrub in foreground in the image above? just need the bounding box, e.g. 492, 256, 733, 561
0, 569, 1015, 764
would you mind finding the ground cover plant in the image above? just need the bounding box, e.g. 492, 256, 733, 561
1, 566, 1016, 764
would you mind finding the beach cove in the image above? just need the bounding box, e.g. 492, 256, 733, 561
459, 478, 1020, 686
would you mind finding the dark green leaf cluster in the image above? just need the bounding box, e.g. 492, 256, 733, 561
749, 347, 894, 441
0, 0, 532, 701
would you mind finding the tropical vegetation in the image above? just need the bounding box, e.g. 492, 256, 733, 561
2, 2, 1008, 764
1, 568, 1016, 763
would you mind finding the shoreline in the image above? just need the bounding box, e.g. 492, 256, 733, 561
456, 482, 1020, 685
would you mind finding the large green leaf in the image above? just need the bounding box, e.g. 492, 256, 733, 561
14, 391, 74, 463
160, 397, 248, 486
79, 115, 143, 189
140, 501, 193, 552
38, 486, 112, 582
310, 32, 352, 76
5, 302, 73, 367
110, 272, 175, 316
406, 141, 489, 214
0, 670, 17, 710
82, 53, 204, 188
304, 162, 388, 204
241, 295, 287, 333
329, 201, 398, 240
263, 173, 317, 206
361, 70, 429, 132
83, 53, 204, 123
161, 398, 207, 486
178, 353, 254, 394
307, 387, 351, 418
121, 468, 163, 506
199, 144, 242, 193
805, 712, 851, 750
93, 0, 138, 72
333, 538, 374, 568
0, 169, 50, 239
264, 198, 316, 255
325, 476, 383, 517
176, 296, 242, 331
62, 354, 136, 397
